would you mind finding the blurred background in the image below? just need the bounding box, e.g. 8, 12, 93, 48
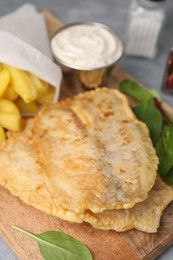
0, 0, 173, 259
0, 0, 173, 106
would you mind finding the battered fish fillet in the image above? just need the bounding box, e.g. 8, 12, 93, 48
83, 176, 173, 233
33, 88, 158, 214
0, 88, 159, 226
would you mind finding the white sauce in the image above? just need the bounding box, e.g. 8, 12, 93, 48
51, 23, 123, 70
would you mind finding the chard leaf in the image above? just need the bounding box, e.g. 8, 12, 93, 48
133, 97, 163, 146
156, 125, 173, 178
164, 166, 173, 185
13, 226, 93, 260
119, 80, 158, 102
150, 90, 161, 100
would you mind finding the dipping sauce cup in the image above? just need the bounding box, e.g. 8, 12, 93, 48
50, 22, 124, 88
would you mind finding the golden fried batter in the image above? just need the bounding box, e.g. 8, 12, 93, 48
52, 88, 158, 211
83, 176, 173, 233
0, 88, 162, 232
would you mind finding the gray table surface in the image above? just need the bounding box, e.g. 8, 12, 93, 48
0, 0, 173, 259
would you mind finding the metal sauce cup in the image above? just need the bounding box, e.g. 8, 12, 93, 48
50, 22, 124, 88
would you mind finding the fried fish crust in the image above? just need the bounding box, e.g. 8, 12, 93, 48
83, 176, 173, 233
0, 88, 159, 223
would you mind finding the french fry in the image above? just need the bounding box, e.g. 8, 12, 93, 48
0, 98, 20, 115
3, 64, 37, 103
0, 64, 57, 134
3, 85, 18, 101
0, 126, 6, 142
37, 85, 55, 105
0, 98, 22, 132
28, 72, 49, 99
0, 113, 22, 132
15, 97, 38, 114
0, 69, 10, 97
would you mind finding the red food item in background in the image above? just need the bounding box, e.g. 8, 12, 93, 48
163, 51, 173, 92
166, 75, 173, 89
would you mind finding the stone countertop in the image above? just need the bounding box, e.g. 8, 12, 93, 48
0, 0, 173, 259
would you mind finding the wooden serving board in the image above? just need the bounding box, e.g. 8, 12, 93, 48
0, 11, 173, 260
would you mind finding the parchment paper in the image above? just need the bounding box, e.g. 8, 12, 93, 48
0, 4, 62, 102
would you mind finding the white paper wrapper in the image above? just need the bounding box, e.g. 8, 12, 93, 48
0, 4, 62, 102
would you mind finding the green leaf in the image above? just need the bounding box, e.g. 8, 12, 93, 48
133, 97, 163, 146
119, 80, 159, 102
164, 166, 173, 185
13, 226, 93, 260
149, 90, 161, 100
156, 124, 173, 177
